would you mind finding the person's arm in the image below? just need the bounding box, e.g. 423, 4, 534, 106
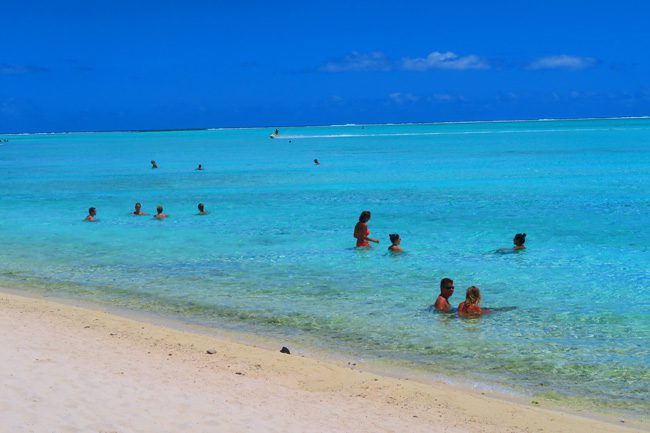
434, 297, 450, 312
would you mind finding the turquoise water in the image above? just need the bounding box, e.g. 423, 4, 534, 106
1, 119, 649, 414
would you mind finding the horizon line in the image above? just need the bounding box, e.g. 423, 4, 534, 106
2, 115, 649, 136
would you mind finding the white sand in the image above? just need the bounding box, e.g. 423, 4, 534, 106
0, 292, 646, 433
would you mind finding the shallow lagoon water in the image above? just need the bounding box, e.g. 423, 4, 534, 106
1, 119, 649, 414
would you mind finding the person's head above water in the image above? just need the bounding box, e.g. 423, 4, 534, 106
156, 205, 163, 214
358, 210, 371, 223
198, 203, 205, 212
88, 207, 96, 216
464, 286, 481, 307
513, 233, 526, 248
440, 278, 454, 298
135, 202, 142, 211
389, 233, 400, 245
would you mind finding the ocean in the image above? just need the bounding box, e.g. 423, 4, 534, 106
1, 118, 648, 415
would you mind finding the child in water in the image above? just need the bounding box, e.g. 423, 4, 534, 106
458, 286, 490, 316
513, 233, 526, 250
84, 207, 96, 222
154, 205, 168, 219
388, 233, 403, 252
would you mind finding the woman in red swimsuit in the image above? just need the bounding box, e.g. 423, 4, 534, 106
458, 286, 490, 316
354, 210, 379, 247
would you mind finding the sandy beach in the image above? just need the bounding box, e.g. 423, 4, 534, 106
0, 291, 646, 433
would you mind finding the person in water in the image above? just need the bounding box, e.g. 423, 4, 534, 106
458, 286, 490, 316
197, 203, 208, 215
513, 233, 526, 250
151, 160, 158, 169
388, 233, 403, 252
131, 202, 147, 216
433, 278, 454, 312
85, 207, 96, 222
154, 205, 168, 219
354, 210, 379, 247
274, 129, 279, 135
196, 164, 203, 171
314, 159, 320, 166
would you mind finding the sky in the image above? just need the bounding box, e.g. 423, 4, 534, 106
2, 0, 650, 132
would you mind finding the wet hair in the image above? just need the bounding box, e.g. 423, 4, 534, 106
88, 207, 96, 214
464, 286, 481, 307
513, 233, 527, 246
358, 210, 371, 223
440, 278, 453, 288
198, 203, 204, 211
389, 233, 400, 244
156, 205, 163, 213
135, 202, 141, 207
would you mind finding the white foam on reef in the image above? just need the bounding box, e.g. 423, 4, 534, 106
270, 126, 650, 140
5, 115, 650, 136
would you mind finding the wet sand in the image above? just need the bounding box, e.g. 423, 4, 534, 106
0, 291, 645, 433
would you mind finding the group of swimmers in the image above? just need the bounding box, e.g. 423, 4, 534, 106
84, 202, 208, 221
353, 210, 527, 316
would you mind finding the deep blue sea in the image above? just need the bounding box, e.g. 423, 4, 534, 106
1, 118, 649, 415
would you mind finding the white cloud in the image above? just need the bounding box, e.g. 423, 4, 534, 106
389, 92, 420, 105
401, 51, 489, 71
527, 55, 595, 70
320, 51, 390, 72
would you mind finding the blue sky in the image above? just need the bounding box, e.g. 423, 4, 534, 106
2, 1, 650, 132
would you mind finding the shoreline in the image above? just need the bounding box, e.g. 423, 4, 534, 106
1, 289, 646, 433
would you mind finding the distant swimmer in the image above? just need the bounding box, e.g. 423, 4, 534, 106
513, 233, 526, 250
131, 202, 147, 216
388, 233, 403, 253
314, 159, 320, 166
154, 205, 168, 219
197, 203, 208, 215
354, 210, 379, 247
84, 207, 97, 222
433, 278, 454, 312
458, 286, 490, 317
151, 160, 158, 169
196, 164, 204, 171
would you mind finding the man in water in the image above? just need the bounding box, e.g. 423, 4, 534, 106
151, 160, 158, 169
274, 129, 279, 135
433, 278, 454, 312
197, 203, 208, 215
314, 159, 320, 166
154, 205, 168, 219
196, 164, 203, 171
85, 207, 97, 222
131, 202, 147, 215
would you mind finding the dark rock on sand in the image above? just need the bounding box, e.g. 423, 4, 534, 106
280, 346, 291, 354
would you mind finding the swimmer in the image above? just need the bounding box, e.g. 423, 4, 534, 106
354, 210, 379, 247
84, 207, 96, 222
197, 203, 208, 215
458, 286, 490, 316
314, 159, 320, 166
433, 278, 454, 312
151, 160, 158, 169
513, 233, 526, 250
388, 233, 403, 253
131, 202, 147, 216
196, 164, 203, 171
154, 205, 168, 219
